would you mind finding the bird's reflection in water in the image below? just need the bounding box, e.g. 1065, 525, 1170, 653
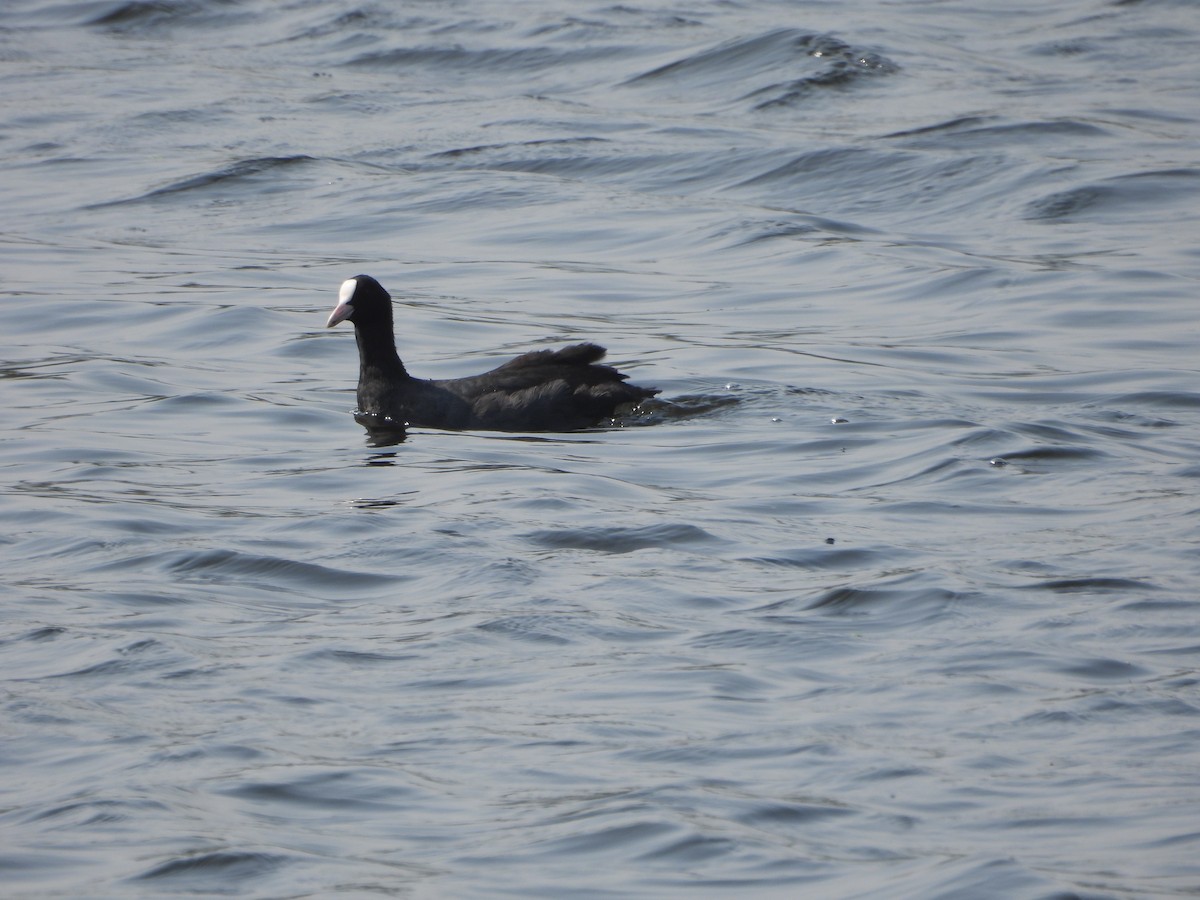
360, 418, 408, 448
364, 451, 399, 467
349, 497, 408, 509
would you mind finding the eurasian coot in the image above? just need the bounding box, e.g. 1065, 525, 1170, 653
326, 275, 659, 432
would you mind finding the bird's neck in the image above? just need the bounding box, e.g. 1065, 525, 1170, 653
355, 324, 409, 381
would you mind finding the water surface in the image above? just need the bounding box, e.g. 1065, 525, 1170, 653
2, 1, 1199, 897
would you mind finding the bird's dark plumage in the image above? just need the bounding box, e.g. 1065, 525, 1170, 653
326, 275, 659, 432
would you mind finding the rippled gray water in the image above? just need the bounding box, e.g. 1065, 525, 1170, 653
3, 1, 1200, 897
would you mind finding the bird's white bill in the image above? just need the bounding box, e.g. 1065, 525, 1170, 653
326, 302, 354, 327
326, 278, 358, 327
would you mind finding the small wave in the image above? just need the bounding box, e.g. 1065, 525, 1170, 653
885, 115, 996, 138
299, 647, 420, 665
624, 28, 896, 110
431, 137, 611, 161
622, 393, 740, 426
728, 146, 1002, 216
28, 797, 167, 826
994, 445, 1108, 462
134, 851, 286, 883
1102, 390, 1200, 410
534, 821, 681, 858
688, 627, 847, 657
1025, 168, 1200, 221
427, 138, 656, 183
1027, 576, 1158, 594
27, 636, 180, 682
886, 115, 1109, 147
742, 546, 893, 571
804, 584, 963, 618
634, 834, 738, 864
22, 625, 68, 641
1051, 655, 1150, 682
220, 767, 420, 810
87, 0, 251, 33
477, 615, 577, 646
736, 800, 855, 826
524, 522, 719, 554
483, 611, 678, 646
88, 155, 318, 208
163, 548, 398, 591
344, 43, 625, 77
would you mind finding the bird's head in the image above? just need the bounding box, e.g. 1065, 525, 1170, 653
326, 274, 391, 328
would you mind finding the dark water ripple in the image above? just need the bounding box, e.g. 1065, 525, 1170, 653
1026, 168, 1200, 222
624, 28, 898, 111
2, 0, 1200, 897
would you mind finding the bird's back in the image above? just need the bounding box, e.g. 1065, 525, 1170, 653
436, 343, 657, 430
